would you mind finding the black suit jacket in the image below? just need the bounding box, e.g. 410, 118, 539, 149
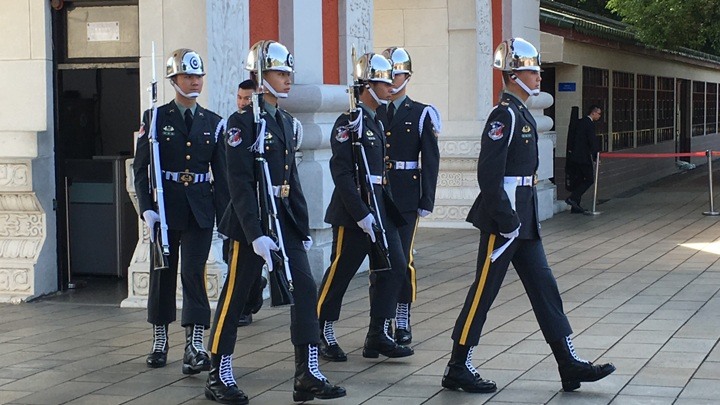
134, 100, 229, 230
567, 116, 599, 165
466, 92, 540, 240
377, 96, 440, 214
218, 106, 309, 244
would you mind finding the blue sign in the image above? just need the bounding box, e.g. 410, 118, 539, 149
558, 82, 576, 92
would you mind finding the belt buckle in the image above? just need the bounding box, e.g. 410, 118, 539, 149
279, 185, 290, 198
179, 173, 194, 183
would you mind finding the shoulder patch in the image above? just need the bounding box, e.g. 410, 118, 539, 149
227, 127, 242, 147
335, 126, 350, 143
487, 121, 505, 141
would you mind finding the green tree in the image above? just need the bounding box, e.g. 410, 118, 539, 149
606, 0, 720, 55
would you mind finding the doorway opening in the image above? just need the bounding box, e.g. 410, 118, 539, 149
52, 1, 140, 305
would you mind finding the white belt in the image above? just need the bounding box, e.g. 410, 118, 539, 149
368, 175, 383, 185
387, 160, 419, 170
504, 176, 534, 187
272, 185, 291, 198
163, 171, 211, 183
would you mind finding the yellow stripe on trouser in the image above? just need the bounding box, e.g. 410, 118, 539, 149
408, 215, 420, 302
211, 240, 239, 353
317, 226, 345, 316
459, 234, 496, 345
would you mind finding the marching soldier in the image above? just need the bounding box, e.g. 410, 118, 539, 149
316, 53, 414, 362
377, 47, 440, 345
231, 77, 268, 328
134, 48, 229, 374
441, 38, 615, 393
206, 40, 345, 404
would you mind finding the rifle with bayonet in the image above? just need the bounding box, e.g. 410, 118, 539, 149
252, 46, 294, 307
348, 47, 392, 272
147, 41, 170, 272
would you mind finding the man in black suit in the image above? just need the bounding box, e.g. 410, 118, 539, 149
565, 105, 602, 213
377, 47, 440, 345
134, 48, 229, 374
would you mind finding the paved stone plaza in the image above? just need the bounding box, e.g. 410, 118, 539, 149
2, 167, 720, 404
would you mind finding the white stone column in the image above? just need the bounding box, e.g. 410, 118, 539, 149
527, 92, 558, 220
0, 0, 54, 303
275, 1, 354, 279
503, 0, 540, 42
340, 0, 373, 84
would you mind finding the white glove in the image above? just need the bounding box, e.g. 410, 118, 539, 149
500, 224, 520, 239
356, 213, 376, 243
417, 209, 431, 218
252, 236, 279, 272
142, 210, 160, 242
303, 236, 313, 252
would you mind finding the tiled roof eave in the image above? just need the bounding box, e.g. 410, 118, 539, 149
539, 2, 720, 65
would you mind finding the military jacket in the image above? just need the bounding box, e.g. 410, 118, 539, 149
377, 97, 440, 214
134, 100, 229, 230
467, 92, 541, 239
218, 105, 309, 244
324, 105, 403, 228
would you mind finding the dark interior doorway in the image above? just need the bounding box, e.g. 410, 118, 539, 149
52, 1, 140, 304
56, 68, 139, 302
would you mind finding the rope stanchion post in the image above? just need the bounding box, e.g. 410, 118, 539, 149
586, 151, 602, 216
702, 149, 719, 216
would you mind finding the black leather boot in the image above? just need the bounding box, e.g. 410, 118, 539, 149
394, 302, 412, 345
146, 324, 168, 368
441, 342, 497, 393
549, 336, 616, 392
205, 354, 249, 405
293, 344, 347, 402
183, 324, 211, 375
319, 320, 347, 362
362, 317, 414, 358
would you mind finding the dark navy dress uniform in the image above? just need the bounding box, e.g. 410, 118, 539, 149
377, 96, 440, 303
452, 92, 572, 347
317, 104, 407, 322
134, 100, 229, 328
210, 104, 319, 355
